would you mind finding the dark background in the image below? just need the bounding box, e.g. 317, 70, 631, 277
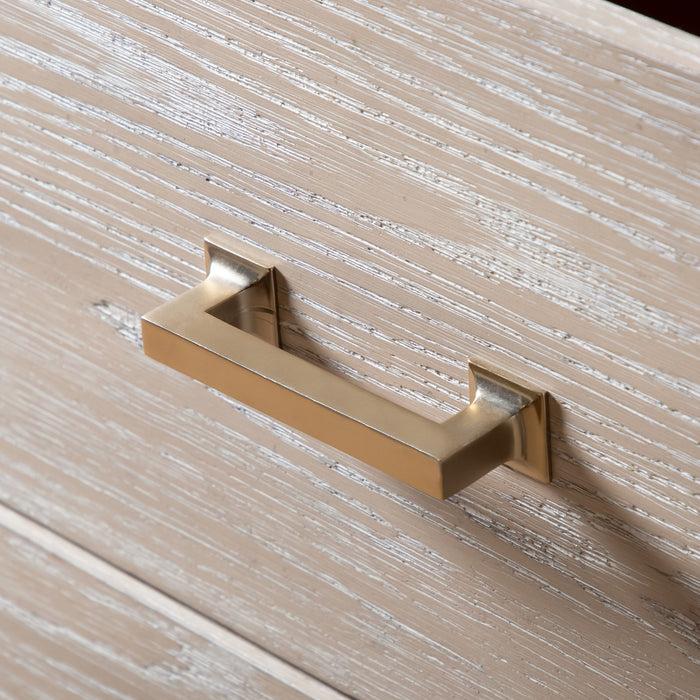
612, 0, 699, 35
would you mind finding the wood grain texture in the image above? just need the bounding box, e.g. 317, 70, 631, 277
1, 0, 698, 698
0, 506, 340, 700
518, 0, 700, 74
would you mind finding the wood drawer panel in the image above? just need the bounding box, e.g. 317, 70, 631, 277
0, 508, 336, 699
1, 0, 698, 697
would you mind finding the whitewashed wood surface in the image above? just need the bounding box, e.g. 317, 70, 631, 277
0, 506, 343, 699
1, 0, 698, 698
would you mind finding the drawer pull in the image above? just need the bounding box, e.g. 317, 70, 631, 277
142, 237, 550, 499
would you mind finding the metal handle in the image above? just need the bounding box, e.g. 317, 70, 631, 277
142, 236, 550, 499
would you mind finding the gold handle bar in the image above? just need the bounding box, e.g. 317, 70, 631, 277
142, 237, 550, 499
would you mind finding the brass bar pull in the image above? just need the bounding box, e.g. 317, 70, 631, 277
142, 237, 550, 499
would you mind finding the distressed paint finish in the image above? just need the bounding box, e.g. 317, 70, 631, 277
1, 0, 698, 698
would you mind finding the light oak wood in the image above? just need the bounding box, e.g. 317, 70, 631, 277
1, 0, 698, 698
0, 506, 341, 699
519, 0, 700, 73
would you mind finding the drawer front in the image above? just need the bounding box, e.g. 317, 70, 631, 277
2, 0, 698, 697
0, 509, 337, 699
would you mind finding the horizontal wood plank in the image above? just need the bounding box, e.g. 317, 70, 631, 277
0, 505, 342, 699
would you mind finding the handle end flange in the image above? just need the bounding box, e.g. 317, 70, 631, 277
469, 363, 551, 484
